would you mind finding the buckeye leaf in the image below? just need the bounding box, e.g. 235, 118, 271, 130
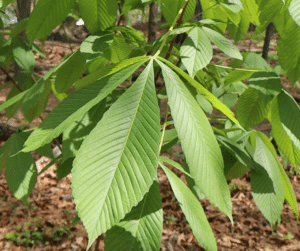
158, 61, 232, 220
160, 163, 217, 251
202, 27, 242, 60
180, 27, 213, 77
105, 181, 163, 251
26, 0, 76, 43
251, 132, 284, 227
270, 90, 300, 170
5, 132, 37, 203
78, 0, 117, 33
22, 57, 148, 152
71, 61, 160, 248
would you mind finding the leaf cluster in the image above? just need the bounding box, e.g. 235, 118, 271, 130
1, 0, 300, 250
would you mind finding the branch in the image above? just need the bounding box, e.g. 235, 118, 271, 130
0, 66, 23, 92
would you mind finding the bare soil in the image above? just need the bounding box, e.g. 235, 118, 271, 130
0, 30, 300, 251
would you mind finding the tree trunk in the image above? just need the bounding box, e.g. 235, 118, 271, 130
14, 0, 31, 77
195, 0, 202, 21
262, 22, 274, 60
148, 2, 158, 43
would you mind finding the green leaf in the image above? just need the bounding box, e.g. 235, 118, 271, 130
80, 32, 114, 61
5, 132, 37, 203
255, 131, 299, 218
250, 132, 284, 227
5, 86, 26, 119
55, 50, 87, 93
158, 61, 232, 220
10, 18, 28, 38
78, 0, 117, 33
237, 87, 271, 124
71, 61, 160, 248
105, 181, 163, 251
0, 90, 29, 112
103, 36, 131, 63
0, 39, 12, 66
35, 144, 54, 159
12, 36, 35, 73
249, 72, 283, 96
74, 56, 149, 90
224, 70, 254, 85
0, 138, 12, 172
157, 57, 240, 126
202, 27, 242, 60
277, 18, 300, 85
26, 0, 76, 43
161, 0, 196, 23
236, 87, 272, 130
62, 99, 106, 161
161, 129, 178, 152
57, 157, 74, 181
22, 57, 148, 152
270, 90, 300, 170
289, 0, 300, 26
244, 52, 273, 71
160, 163, 217, 251
180, 27, 212, 77
240, 0, 260, 25
258, 0, 284, 26
159, 156, 191, 178
22, 79, 51, 122
227, 9, 250, 42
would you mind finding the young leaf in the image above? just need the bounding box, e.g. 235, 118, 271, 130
157, 60, 232, 220
71, 61, 160, 248
55, 50, 86, 93
180, 27, 213, 77
270, 90, 300, 170
202, 27, 242, 60
22, 58, 148, 152
105, 181, 163, 251
78, 0, 117, 33
160, 163, 217, 251
250, 132, 284, 227
26, 0, 76, 43
5, 132, 37, 203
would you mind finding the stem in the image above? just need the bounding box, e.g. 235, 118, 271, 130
0, 66, 23, 92
153, 0, 190, 58
62, 23, 74, 53
159, 103, 169, 151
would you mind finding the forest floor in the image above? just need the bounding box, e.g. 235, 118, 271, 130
0, 26, 300, 251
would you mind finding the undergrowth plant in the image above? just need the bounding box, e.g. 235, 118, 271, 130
1, 0, 300, 250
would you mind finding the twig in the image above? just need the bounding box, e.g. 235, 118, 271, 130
0, 66, 23, 92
